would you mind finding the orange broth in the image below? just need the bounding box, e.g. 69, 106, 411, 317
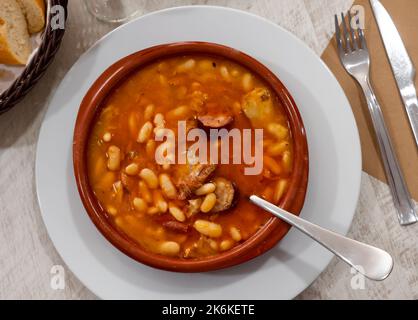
87, 55, 293, 258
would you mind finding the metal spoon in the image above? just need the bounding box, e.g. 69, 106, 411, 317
250, 195, 393, 281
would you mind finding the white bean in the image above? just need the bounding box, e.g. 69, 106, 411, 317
139, 180, 152, 203
273, 179, 288, 204
264, 156, 282, 175
107, 145, 121, 171
160, 241, 180, 256
133, 197, 148, 212
177, 59, 196, 72
137, 121, 153, 143
166, 105, 190, 120
267, 123, 289, 140
230, 227, 242, 242
220, 66, 230, 81
103, 132, 112, 142
193, 220, 222, 238
231, 69, 240, 77
198, 60, 213, 71
159, 174, 177, 199
267, 141, 290, 156
106, 205, 117, 216
153, 190, 167, 213
200, 193, 217, 213
195, 183, 216, 196
169, 203, 186, 222
220, 240, 234, 251
147, 206, 159, 215
208, 239, 218, 251
282, 151, 292, 172
128, 112, 138, 138
125, 163, 139, 176
139, 168, 159, 189
242, 73, 253, 91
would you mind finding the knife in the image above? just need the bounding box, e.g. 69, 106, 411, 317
370, 0, 418, 149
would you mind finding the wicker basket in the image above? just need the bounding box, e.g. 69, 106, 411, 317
0, 0, 68, 114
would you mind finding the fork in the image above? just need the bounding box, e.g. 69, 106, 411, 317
335, 12, 417, 225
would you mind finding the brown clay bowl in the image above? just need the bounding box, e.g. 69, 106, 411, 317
73, 42, 309, 272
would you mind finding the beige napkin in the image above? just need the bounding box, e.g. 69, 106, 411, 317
321, 0, 418, 200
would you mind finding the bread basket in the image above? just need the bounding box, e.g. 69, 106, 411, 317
0, 0, 68, 114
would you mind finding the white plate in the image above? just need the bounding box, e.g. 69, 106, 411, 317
36, 6, 361, 300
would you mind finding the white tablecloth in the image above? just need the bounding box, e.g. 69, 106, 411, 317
0, 0, 416, 299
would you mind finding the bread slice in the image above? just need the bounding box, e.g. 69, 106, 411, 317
0, 0, 31, 65
17, 0, 45, 34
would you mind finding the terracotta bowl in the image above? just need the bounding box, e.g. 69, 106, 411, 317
73, 42, 309, 272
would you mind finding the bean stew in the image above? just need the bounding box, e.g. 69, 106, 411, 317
86, 54, 294, 259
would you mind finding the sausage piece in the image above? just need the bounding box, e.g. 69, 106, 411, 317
162, 220, 189, 233
197, 114, 234, 128
177, 164, 217, 200
211, 177, 238, 213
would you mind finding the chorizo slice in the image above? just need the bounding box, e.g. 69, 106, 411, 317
197, 114, 234, 128
211, 177, 239, 213
162, 220, 189, 234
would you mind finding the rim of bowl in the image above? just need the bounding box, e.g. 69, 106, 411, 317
73, 42, 309, 272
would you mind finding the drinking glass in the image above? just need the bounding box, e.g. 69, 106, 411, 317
85, 0, 143, 23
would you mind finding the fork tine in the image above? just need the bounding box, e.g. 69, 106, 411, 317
334, 14, 345, 55
340, 13, 352, 52
351, 11, 367, 49
357, 19, 368, 50
347, 10, 358, 50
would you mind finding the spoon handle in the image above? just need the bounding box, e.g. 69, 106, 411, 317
250, 195, 393, 281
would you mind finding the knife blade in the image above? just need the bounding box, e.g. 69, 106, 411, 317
370, 0, 418, 148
